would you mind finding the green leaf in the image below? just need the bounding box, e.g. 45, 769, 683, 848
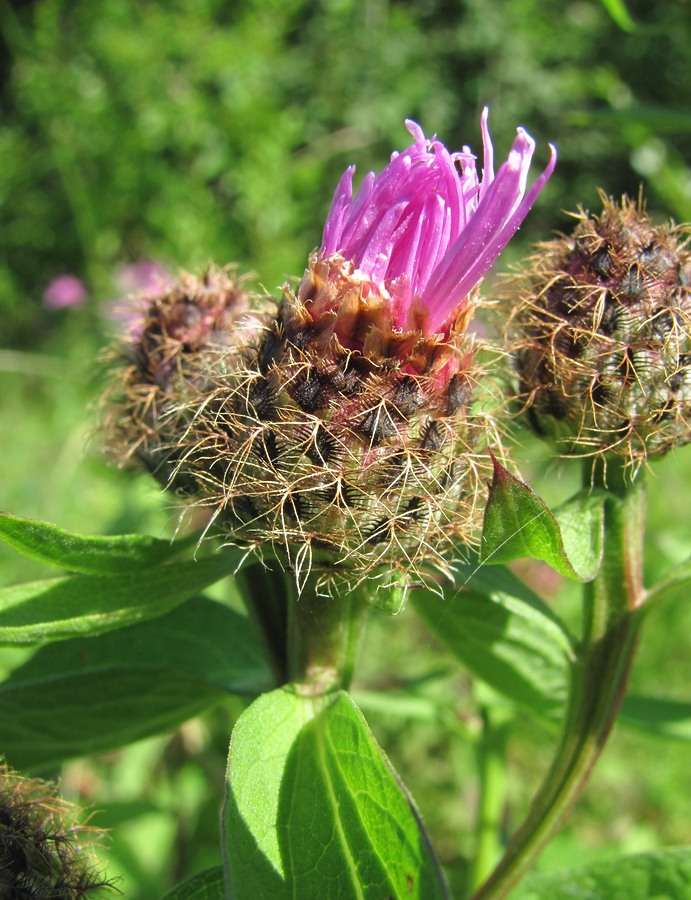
0, 596, 273, 770
599, 0, 636, 32
413, 589, 571, 721
161, 867, 225, 900
552, 489, 606, 580
0, 549, 242, 645
516, 847, 691, 899
620, 695, 691, 742
223, 688, 450, 899
645, 555, 691, 607
480, 457, 604, 581
0, 512, 196, 575
412, 570, 573, 722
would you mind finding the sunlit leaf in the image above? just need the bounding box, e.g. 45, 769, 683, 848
0, 550, 242, 645
223, 688, 450, 899
0, 512, 197, 574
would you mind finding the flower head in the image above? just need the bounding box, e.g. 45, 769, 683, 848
509, 195, 691, 469
317, 109, 556, 336
103, 112, 550, 596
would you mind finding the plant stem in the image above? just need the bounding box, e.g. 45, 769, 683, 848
473, 458, 646, 899
469, 706, 511, 892
286, 569, 370, 694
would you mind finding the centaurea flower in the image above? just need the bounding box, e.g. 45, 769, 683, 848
312, 108, 556, 338
104, 112, 557, 594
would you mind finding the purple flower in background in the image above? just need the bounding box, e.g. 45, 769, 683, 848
114, 260, 171, 296
42, 274, 87, 310
319, 108, 556, 335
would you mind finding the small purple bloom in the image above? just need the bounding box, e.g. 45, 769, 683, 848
320, 108, 556, 335
42, 274, 88, 310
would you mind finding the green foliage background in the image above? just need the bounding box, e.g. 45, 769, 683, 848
0, 0, 690, 896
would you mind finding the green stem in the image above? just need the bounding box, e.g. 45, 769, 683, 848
473, 458, 646, 899
286, 569, 370, 694
469, 706, 511, 892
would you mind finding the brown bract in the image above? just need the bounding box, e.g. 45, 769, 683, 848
509, 195, 691, 470
104, 260, 497, 595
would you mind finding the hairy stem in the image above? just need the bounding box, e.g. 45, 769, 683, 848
286, 572, 369, 694
473, 458, 646, 899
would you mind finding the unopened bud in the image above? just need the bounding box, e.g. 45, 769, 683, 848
509, 195, 691, 468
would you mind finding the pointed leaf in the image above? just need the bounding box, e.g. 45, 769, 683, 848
0, 550, 242, 645
0, 512, 196, 575
480, 457, 603, 581
413, 579, 573, 722
0, 597, 273, 770
600, 0, 636, 32
161, 868, 225, 900
517, 847, 691, 899
223, 688, 450, 899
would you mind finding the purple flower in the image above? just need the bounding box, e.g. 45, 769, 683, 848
42, 274, 87, 310
319, 109, 556, 335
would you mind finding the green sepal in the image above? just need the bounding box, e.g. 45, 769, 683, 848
223, 687, 450, 899
480, 455, 604, 581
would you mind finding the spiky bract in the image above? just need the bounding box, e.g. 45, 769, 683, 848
0, 762, 114, 899
509, 195, 691, 468
105, 259, 495, 593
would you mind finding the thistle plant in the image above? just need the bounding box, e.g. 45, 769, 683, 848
2, 113, 691, 900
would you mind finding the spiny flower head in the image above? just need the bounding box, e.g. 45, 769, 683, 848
509, 194, 691, 469
105, 113, 555, 596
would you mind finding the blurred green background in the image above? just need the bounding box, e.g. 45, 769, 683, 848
1, 0, 690, 897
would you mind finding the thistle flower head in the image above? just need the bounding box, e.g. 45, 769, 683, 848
104, 113, 555, 596
313, 109, 556, 339
509, 194, 691, 469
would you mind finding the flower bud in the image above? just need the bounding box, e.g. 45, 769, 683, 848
509, 195, 691, 467
103, 264, 262, 494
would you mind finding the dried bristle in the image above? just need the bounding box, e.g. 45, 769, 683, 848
105, 257, 496, 592
509, 194, 691, 468
0, 762, 114, 898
